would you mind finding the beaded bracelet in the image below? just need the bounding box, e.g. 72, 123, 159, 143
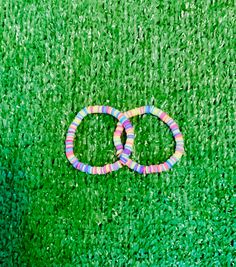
65, 106, 135, 174
113, 106, 184, 174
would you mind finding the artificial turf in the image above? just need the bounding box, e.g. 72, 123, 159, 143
0, 0, 235, 266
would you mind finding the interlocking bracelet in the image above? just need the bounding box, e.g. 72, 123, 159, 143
65, 106, 135, 174
113, 106, 184, 174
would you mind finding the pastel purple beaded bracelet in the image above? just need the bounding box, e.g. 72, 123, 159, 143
65, 106, 135, 174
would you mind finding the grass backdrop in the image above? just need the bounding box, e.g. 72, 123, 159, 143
0, 0, 235, 266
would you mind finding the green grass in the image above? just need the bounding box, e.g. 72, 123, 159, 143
0, 0, 235, 266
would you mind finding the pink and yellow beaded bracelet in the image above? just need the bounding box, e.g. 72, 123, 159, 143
113, 106, 184, 174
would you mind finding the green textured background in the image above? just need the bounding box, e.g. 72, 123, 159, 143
0, 0, 235, 266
